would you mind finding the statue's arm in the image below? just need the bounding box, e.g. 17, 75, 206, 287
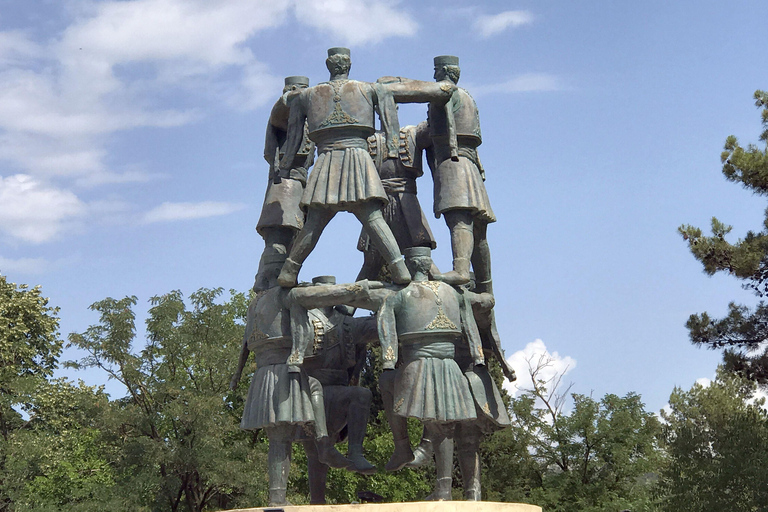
230, 332, 249, 390
278, 90, 308, 172
381, 79, 456, 104
377, 293, 401, 370
290, 280, 381, 310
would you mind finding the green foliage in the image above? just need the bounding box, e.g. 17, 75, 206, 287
67, 288, 267, 512
657, 368, 768, 512
0, 276, 64, 511
679, 89, 768, 384
496, 359, 663, 512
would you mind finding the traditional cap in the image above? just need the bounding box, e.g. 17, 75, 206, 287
403, 246, 432, 259
284, 75, 309, 86
327, 47, 351, 57
433, 55, 459, 67
312, 275, 337, 285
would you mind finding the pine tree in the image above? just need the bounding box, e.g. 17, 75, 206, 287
679, 90, 768, 385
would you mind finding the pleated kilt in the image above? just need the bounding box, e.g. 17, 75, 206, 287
393, 340, 477, 423
256, 178, 305, 235
433, 155, 496, 223
301, 140, 387, 210
240, 363, 315, 430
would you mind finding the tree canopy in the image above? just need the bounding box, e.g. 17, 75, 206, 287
679, 90, 768, 385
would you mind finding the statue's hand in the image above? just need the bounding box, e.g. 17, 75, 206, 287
229, 374, 240, 391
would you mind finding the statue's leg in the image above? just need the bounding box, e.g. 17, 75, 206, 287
346, 386, 376, 474
254, 227, 295, 291
302, 440, 329, 505
424, 422, 453, 501
471, 219, 492, 294
379, 370, 413, 471
439, 210, 473, 285
265, 426, 293, 506
406, 424, 434, 468
309, 377, 351, 469
456, 422, 483, 501
353, 202, 411, 285
278, 208, 336, 287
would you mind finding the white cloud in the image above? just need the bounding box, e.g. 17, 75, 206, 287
505, 339, 577, 398
0, 174, 86, 243
0, 256, 49, 275
468, 73, 561, 97
0, 0, 420, 244
293, 0, 417, 45
142, 201, 247, 224
473, 10, 533, 38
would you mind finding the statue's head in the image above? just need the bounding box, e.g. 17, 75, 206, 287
326, 47, 351, 76
311, 275, 336, 285
403, 246, 432, 278
283, 75, 309, 94
433, 55, 460, 84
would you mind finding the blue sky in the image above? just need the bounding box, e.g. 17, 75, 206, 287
1, 0, 766, 412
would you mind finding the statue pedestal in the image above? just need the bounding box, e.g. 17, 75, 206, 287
227, 502, 541, 512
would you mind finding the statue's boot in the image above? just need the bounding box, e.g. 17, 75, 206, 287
267, 433, 292, 506
385, 436, 414, 472
438, 257, 471, 286
310, 392, 351, 469
424, 432, 453, 500
347, 394, 377, 475
439, 212, 473, 285
269, 487, 292, 507
406, 436, 433, 468
277, 257, 302, 288
424, 477, 453, 501
348, 447, 377, 475
357, 204, 410, 285
458, 441, 482, 501
304, 440, 328, 505
388, 258, 412, 285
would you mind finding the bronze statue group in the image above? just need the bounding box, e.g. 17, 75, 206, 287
231, 48, 517, 506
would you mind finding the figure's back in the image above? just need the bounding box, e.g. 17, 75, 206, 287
428, 88, 482, 145
395, 281, 462, 338
305, 80, 376, 139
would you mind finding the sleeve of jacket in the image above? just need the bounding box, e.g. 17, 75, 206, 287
376, 292, 401, 370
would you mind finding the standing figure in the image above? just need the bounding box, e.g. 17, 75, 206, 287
408, 277, 514, 501
427, 55, 496, 290
276, 47, 456, 288
300, 276, 380, 504
377, 247, 485, 500
356, 125, 436, 281
232, 255, 379, 506
254, 76, 315, 291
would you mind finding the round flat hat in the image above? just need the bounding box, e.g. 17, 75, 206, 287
312, 275, 337, 285
327, 47, 351, 57
403, 246, 432, 259
284, 75, 309, 86
434, 55, 459, 66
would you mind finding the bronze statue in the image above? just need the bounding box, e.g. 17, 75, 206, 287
356, 125, 436, 281
426, 56, 496, 291
299, 276, 380, 504
377, 247, 487, 500
276, 47, 456, 288
254, 76, 315, 291
232, 256, 382, 506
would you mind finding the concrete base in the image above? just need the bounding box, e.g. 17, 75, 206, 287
226, 501, 541, 512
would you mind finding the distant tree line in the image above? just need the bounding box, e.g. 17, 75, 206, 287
1, 275, 767, 512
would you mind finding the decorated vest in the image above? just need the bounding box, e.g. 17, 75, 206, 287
305, 80, 376, 139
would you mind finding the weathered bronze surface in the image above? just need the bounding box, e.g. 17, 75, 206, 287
236, 49, 516, 507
